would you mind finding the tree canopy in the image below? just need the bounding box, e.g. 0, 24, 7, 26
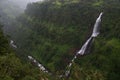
0, 0, 120, 80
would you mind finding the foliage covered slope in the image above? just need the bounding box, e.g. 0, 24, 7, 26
0, 23, 51, 80
1, 0, 120, 80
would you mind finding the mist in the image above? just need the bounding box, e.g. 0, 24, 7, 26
0, 0, 43, 35
8, 0, 43, 9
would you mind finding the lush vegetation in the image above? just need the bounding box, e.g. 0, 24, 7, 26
0, 22, 55, 80
0, 0, 120, 80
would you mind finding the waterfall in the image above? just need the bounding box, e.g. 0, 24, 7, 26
28, 56, 49, 73
77, 12, 103, 55
77, 37, 93, 55
10, 40, 49, 73
65, 12, 103, 77
10, 40, 17, 48
92, 12, 103, 37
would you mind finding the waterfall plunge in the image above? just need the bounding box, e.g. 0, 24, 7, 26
92, 12, 103, 37
65, 12, 103, 77
77, 12, 103, 55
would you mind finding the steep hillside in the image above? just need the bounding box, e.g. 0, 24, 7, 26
1, 0, 120, 80
1, 21, 55, 80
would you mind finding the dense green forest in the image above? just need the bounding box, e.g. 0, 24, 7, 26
0, 23, 47, 80
0, 0, 120, 80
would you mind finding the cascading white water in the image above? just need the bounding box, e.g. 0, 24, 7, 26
10, 40, 49, 73
77, 37, 93, 55
77, 12, 103, 55
92, 12, 103, 37
28, 56, 49, 73
65, 12, 103, 77
10, 40, 17, 48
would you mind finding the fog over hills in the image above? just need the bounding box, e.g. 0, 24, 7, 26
0, 0, 43, 34
8, 0, 42, 9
